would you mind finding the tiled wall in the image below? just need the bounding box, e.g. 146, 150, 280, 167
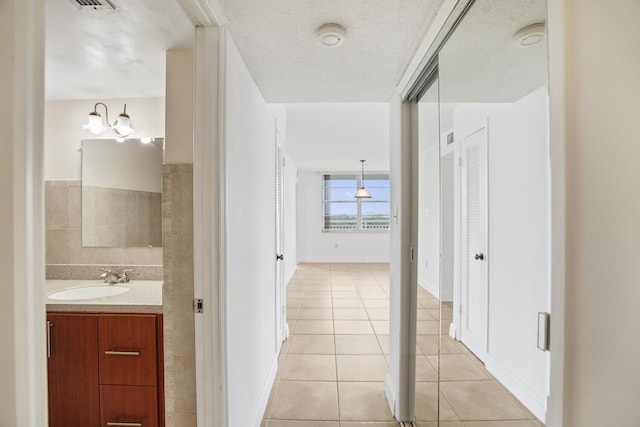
162, 164, 196, 427
45, 180, 163, 266
82, 186, 162, 247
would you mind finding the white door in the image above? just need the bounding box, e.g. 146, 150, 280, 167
275, 129, 287, 347
460, 127, 488, 358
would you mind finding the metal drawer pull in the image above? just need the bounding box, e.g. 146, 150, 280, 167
106, 421, 143, 426
104, 350, 141, 356
47, 321, 54, 358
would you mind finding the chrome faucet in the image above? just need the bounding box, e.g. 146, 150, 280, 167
100, 268, 132, 284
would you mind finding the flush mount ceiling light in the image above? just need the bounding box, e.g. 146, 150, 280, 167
317, 23, 346, 47
355, 160, 372, 199
83, 102, 134, 138
514, 22, 546, 47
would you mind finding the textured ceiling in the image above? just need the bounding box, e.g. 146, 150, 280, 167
220, 0, 445, 102
438, 0, 548, 102
45, 0, 193, 100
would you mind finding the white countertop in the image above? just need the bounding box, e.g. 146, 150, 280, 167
46, 280, 163, 314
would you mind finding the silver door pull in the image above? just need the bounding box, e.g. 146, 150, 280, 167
104, 350, 141, 356
106, 421, 143, 427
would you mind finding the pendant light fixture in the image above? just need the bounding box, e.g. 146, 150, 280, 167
83, 102, 134, 138
355, 159, 372, 198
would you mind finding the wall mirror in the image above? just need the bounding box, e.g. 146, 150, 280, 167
81, 138, 164, 248
414, 0, 550, 424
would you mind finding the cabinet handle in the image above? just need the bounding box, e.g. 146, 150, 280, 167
106, 422, 143, 427
47, 321, 54, 358
104, 350, 141, 356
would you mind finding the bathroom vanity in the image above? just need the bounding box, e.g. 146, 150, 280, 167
46, 280, 164, 427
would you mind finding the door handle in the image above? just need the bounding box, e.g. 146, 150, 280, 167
105, 350, 141, 356
474, 253, 485, 261
276, 254, 284, 261
106, 421, 143, 427
47, 321, 55, 358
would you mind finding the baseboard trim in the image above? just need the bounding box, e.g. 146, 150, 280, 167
417, 280, 438, 298
284, 266, 296, 286
249, 353, 279, 427
384, 373, 397, 418
483, 355, 547, 423
297, 257, 390, 263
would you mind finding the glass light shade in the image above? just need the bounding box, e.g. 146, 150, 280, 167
113, 114, 134, 137
355, 187, 372, 198
83, 112, 106, 134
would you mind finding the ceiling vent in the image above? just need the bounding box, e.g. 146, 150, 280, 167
70, 0, 117, 11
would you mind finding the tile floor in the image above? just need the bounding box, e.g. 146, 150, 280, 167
261, 263, 544, 427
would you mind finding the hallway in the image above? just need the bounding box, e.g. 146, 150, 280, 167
261, 263, 543, 426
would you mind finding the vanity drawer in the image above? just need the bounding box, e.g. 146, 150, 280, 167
100, 385, 158, 427
99, 314, 158, 386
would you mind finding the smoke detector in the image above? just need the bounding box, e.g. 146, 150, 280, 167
317, 23, 346, 47
514, 23, 546, 47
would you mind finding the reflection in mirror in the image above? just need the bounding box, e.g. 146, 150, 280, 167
436, 0, 550, 425
81, 138, 164, 248
414, 77, 443, 422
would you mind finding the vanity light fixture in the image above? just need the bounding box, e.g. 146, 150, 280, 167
355, 160, 372, 199
83, 102, 135, 138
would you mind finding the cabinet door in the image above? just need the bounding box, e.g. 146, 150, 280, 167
99, 314, 158, 385
47, 313, 100, 427
100, 385, 159, 427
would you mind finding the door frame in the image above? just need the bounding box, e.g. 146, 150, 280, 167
274, 127, 287, 347
185, 2, 228, 427
458, 126, 489, 359
1, 0, 47, 423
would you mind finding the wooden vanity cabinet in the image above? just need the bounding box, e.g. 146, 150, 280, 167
47, 312, 164, 427
47, 313, 100, 427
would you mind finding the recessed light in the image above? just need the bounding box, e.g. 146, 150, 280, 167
514, 22, 546, 47
317, 23, 346, 47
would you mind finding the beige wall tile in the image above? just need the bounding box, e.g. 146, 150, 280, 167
45, 180, 163, 267
46, 229, 71, 264
162, 164, 195, 426
45, 182, 70, 229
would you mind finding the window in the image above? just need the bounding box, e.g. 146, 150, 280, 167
322, 174, 390, 231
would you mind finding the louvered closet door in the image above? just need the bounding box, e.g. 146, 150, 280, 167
460, 127, 488, 359
275, 130, 286, 346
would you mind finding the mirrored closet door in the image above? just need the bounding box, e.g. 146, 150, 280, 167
411, 0, 551, 425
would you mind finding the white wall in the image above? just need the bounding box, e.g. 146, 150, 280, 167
286, 103, 389, 172
224, 34, 279, 427
44, 97, 165, 180
448, 87, 550, 419
440, 153, 455, 301
82, 139, 163, 192
558, 1, 640, 426
165, 49, 194, 164
486, 87, 550, 417
296, 170, 390, 263
284, 152, 297, 283
417, 146, 440, 297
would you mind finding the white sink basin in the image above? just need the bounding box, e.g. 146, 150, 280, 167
49, 284, 131, 301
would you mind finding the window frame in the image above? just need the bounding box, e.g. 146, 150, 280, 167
321, 173, 390, 233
